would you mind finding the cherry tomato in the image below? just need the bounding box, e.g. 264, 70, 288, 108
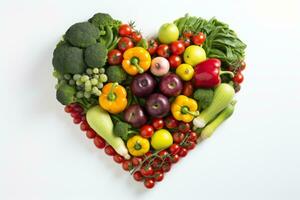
156, 44, 171, 58
158, 150, 168, 157
179, 37, 191, 47
140, 125, 154, 138
131, 31, 142, 43
171, 154, 180, 163
93, 136, 106, 149
86, 129, 96, 139
80, 120, 90, 131
233, 72, 244, 84
152, 118, 164, 130
118, 37, 134, 52
104, 145, 116, 156
183, 30, 193, 38
107, 49, 122, 65
144, 178, 155, 189
161, 162, 171, 172
164, 116, 178, 129
133, 171, 144, 181
168, 55, 182, 68
140, 165, 154, 176
113, 155, 124, 164
145, 152, 152, 157
192, 32, 206, 45
64, 105, 73, 113
173, 132, 185, 144
178, 122, 190, 133
132, 157, 142, 167
186, 141, 196, 150
169, 144, 180, 155
188, 131, 198, 142
118, 24, 132, 37
154, 170, 164, 182
122, 160, 133, 171
178, 147, 188, 157
170, 41, 185, 55
151, 158, 162, 169
147, 39, 158, 55
240, 61, 246, 71
182, 81, 193, 97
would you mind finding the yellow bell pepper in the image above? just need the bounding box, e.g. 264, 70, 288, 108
127, 135, 150, 156
99, 83, 127, 114
171, 95, 199, 122
122, 47, 151, 75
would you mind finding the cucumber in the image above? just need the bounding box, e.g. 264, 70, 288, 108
86, 106, 130, 159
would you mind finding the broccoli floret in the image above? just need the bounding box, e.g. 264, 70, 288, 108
84, 43, 108, 68
65, 22, 100, 48
89, 13, 121, 29
193, 88, 214, 110
113, 120, 137, 141
106, 65, 127, 83
56, 83, 76, 105
52, 44, 86, 74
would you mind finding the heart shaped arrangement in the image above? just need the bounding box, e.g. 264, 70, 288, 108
52, 13, 246, 189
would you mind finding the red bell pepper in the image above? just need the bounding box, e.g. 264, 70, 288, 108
193, 58, 234, 88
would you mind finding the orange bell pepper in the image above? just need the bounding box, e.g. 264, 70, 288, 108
122, 47, 151, 75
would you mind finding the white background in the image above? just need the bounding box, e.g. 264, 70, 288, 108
1, 0, 300, 199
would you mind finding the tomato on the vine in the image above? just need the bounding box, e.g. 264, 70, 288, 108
151, 158, 162, 169
164, 116, 178, 129
173, 132, 185, 143
144, 178, 155, 189
131, 31, 142, 43
183, 30, 193, 38
158, 150, 168, 157
154, 170, 164, 182
118, 24, 132, 37
169, 143, 180, 155
132, 157, 142, 167
188, 131, 198, 142
168, 55, 182, 68
192, 32, 206, 45
178, 147, 188, 157
122, 160, 133, 171
152, 118, 164, 130
118, 37, 134, 52
140, 165, 154, 176
240, 61, 246, 71
233, 72, 244, 84
161, 162, 171, 172
171, 154, 180, 163
170, 41, 185, 55
179, 37, 191, 47
147, 39, 158, 55
156, 44, 171, 58
107, 49, 122, 65
140, 125, 154, 138
185, 141, 196, 150
178, 122, 190, 133
133, 171, 144, 181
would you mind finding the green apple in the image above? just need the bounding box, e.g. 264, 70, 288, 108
183, 45, 206, 66
158, 23, 179, 44
151, 129, 173, 150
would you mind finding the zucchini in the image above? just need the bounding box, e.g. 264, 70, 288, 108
86, 106, 130, 159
